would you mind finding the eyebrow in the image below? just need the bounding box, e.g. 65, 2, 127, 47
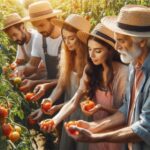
64, 35, 75, 38
88, 47, 103, 50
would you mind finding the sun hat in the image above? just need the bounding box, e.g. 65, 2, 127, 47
25, 1, 62, 22
51, 14, 91, 32
2, 13, 27, 31
77, 23, 115, 48
101, 5, 150, 37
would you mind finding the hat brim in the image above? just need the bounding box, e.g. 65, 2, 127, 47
2, 17, 28, 31
24, 9, 62, 22
101, 16, 150, 37
77, 31, 115, 48
51, 19, 80, 31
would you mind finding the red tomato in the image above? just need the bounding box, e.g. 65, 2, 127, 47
25, 93, 35, 102
40, 120, 54, 130
9, 131, 20, 142
41, 101, 52, 112
81, 100, 95, 111
0, 106, 8, 118
2, 123, 14, 137
27, 117, 37, 125
65, 121, 79, 136
10, 62, 17, 70
19, 86, 25, 92
9, 73, 15, 78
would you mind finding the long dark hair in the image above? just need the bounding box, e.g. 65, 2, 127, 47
85, 36, 119, 99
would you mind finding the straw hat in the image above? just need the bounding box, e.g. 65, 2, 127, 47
77, 23, 115, 48
2, 13, 27, 31
101, 5, 150, 37
25, 1, 62, 22
51, 14, 91, 32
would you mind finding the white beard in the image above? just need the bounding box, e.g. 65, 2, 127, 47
117, 44, 141, 64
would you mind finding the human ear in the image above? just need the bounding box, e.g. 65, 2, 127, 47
139, 38, 147, 48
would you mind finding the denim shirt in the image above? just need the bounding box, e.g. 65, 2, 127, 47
119, 53, 150, 150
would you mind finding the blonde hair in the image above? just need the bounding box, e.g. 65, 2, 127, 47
58, 38, 87, 89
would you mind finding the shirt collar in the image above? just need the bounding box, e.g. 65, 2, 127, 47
130, 52, 150, 75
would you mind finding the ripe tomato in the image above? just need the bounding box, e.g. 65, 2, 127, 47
25, 93, 35, 102
14, 125, 21, 133
81, 100, 95, 111
2, 66, 9, 74
41, 101, 52, 112
65, 121, 79, 136
9, 131, 20, 142
19, 86, 25, 92
27, 117, 37, 125
0, 106, 8, 118
40, 120, 54, 130
10, 62, 17, 70
9, 73, 15, 78
13, 77, 22, 85
2, 123, 14, 137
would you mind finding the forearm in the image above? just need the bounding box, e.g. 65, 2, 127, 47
93, 126, 141, 143
49, 83, 65, 104
35, 79, 57, 85
26, 70, 47, 80
15, 59, 26, 65
23, 57, 41, 76
101, 105, 117, 114
92, 111, 126, 133
53, 89, 85, 125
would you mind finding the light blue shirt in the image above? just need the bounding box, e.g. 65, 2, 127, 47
119, 53, 150, 150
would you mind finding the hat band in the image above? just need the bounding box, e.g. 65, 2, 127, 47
30, 9, 53, 18
118, 22, 150, 32
92, 30, 115, 44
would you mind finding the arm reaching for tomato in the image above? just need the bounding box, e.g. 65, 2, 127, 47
30, 81, 57, 101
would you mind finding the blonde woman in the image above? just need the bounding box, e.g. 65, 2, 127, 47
30, 14, 91, 150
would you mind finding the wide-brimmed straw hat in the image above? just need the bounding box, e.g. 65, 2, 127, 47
101, 5, 150, 37
2, 13, 28, 31
25, 1, 62, 22
51, 14, 91, 32
77, 23, 115, 48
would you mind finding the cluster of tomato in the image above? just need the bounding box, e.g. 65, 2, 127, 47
2, 123, 21, 142
0, 105, 21, 142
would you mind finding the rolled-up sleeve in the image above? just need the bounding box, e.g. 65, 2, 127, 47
131, 96, 150, 145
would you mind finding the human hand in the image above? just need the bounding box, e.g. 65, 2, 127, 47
29, 108, 43, 121
19, 79, 36, 93
30, 84, 49, 101
81, 103, 102, 116
40, 119, 56, 133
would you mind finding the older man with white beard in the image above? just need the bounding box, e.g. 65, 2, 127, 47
64, 5, 150, 150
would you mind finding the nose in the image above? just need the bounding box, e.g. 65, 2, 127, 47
12, 36, 17, 42
65, 39, 70, 45
89, 50, 95, 59
115, 41, 122, 51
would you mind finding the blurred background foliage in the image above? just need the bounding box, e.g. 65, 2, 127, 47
0, 0, 149, 64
